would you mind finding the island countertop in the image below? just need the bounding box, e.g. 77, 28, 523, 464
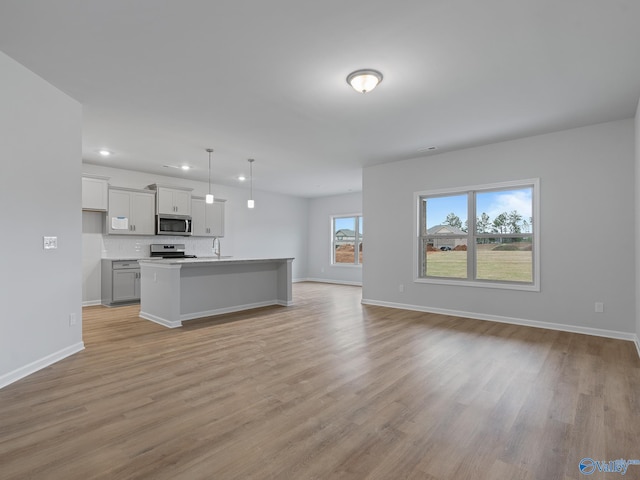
137, 256, 294, 266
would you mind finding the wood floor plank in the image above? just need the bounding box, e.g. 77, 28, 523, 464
1, 282, 639, 479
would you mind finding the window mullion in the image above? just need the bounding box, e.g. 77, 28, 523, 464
467, 192, 475, 280
355, 216, 360, 265
419, 201, 425, 275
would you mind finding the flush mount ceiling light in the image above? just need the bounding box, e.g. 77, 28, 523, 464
247, 159, 255, 209
205, 148, 214, 204
346, 69, 383, 93
98, 149, 112, 156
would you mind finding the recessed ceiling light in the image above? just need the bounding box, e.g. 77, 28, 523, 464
98, 149, 112, 156
238, 175, 246, 182
163, 164, 190, 170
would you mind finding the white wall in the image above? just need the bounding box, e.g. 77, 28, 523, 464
81, 164, 309, 304
635, 99, 640, 350
82, 211, 104, 304
307, 192, 363, 285
0, 51, 83, 387
363, 119, 636, 337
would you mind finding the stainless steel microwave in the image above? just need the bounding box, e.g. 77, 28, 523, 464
156, 214, 192, 236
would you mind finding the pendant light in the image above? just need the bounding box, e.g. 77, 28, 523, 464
247, 158, 255, 209
205, 148, 214, 204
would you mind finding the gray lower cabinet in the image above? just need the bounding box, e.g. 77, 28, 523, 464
101, 259, 141, 305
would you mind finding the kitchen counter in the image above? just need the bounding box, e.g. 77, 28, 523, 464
137, 257, 294, 328
139, 256, 289, 265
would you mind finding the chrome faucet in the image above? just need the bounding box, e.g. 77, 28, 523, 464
212, 237, 221, 259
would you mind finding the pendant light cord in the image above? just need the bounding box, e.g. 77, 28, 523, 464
207, 148, 213, 196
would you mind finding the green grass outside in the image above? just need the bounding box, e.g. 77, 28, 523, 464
425, 250, 532, 282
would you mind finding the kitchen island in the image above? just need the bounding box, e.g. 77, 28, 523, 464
138, 257, 294, 328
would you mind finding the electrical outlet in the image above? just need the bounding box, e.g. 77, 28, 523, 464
595, 302, 604, 313
69, 313, 76, 326
43, 236, 57, 249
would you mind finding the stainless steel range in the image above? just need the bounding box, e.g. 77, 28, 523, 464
150, 244, 197, 259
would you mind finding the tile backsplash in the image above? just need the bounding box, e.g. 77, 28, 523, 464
102, 235, 223, 259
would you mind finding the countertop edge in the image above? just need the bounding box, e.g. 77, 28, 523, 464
138, 257, 294, 266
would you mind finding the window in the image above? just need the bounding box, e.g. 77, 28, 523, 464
332, 215, 363, 265
416, 179, 539, 290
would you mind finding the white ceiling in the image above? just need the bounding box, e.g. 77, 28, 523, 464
1, 0, 639, 198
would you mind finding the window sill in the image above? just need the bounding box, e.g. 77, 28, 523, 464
414, 277, 539, 292
331, 263, 363, 268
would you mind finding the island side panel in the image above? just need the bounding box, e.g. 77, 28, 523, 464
277, 259, 293, 306
179, 262, 281, 320
139, 262, 183, 328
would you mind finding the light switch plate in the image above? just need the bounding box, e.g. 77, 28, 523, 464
43, 236, 58, 249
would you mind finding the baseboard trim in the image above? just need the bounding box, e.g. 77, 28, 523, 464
303, 278, 363, 286
181, 300, 287, 322
139, 311, 182, 328
140, 300, 290, 328
635, 336, 640, 359
0, 342, 85, 390
82, 300, 102, 307
361, 298, 638, 344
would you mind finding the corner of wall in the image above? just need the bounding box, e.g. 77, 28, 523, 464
635, 97, 640, 355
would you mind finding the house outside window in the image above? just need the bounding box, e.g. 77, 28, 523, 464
332, 215, 363, 265
415, 179, 539, 290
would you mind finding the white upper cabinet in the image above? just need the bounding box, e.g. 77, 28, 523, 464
106, 187, 156, 235
148, 184, 192, 215
82, 175, 109, 211
191, 197, 225, 237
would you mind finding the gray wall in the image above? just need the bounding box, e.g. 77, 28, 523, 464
636, 100, 640, 349
363, 119, 636, 337
81, 164, 310, 304
0, 51, 83, 386
307, 192, 363, 285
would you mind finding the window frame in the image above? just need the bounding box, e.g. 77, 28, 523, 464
414, 178, 540, 291
331, 214, 363, 267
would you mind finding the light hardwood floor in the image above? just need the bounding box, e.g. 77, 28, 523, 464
1, 282, 639, 480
